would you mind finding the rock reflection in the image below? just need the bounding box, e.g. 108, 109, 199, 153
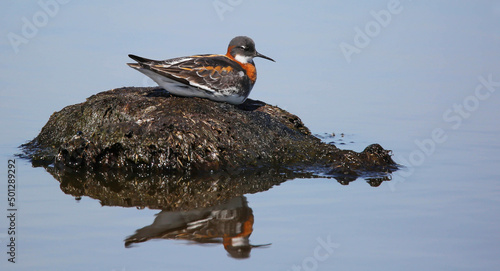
46, 167, 298, 210
366, 175, 392, 187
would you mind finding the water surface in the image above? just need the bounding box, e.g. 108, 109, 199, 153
1, 1, 500, 270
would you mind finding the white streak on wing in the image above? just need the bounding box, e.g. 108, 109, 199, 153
189, 81, 217, 94
162, 56, 193, 66
209, 72, 218, 80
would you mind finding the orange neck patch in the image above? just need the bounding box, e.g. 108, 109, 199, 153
226, 46, 257, 83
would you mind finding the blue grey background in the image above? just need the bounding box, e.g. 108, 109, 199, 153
1, 1, 499, 270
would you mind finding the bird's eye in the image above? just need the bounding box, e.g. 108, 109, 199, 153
240, 46, 248, 51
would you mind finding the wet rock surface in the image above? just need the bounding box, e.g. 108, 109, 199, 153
22, 87, 397, 177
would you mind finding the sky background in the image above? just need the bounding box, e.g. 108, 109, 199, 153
0, 1, 500, 270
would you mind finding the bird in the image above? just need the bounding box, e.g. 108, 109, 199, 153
127, 36, 275, 105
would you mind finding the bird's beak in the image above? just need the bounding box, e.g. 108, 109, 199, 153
255, 51, 275, 62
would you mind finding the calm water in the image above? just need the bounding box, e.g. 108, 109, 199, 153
1, 1, 500, 270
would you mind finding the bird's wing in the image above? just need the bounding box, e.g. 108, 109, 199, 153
133, 54, 249, 94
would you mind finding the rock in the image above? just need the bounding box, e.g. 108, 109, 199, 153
22, 87, 397, 176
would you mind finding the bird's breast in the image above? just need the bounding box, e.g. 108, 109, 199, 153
239, 62, 257, 83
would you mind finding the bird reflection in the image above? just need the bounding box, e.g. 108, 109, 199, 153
125, 196, 269, 258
